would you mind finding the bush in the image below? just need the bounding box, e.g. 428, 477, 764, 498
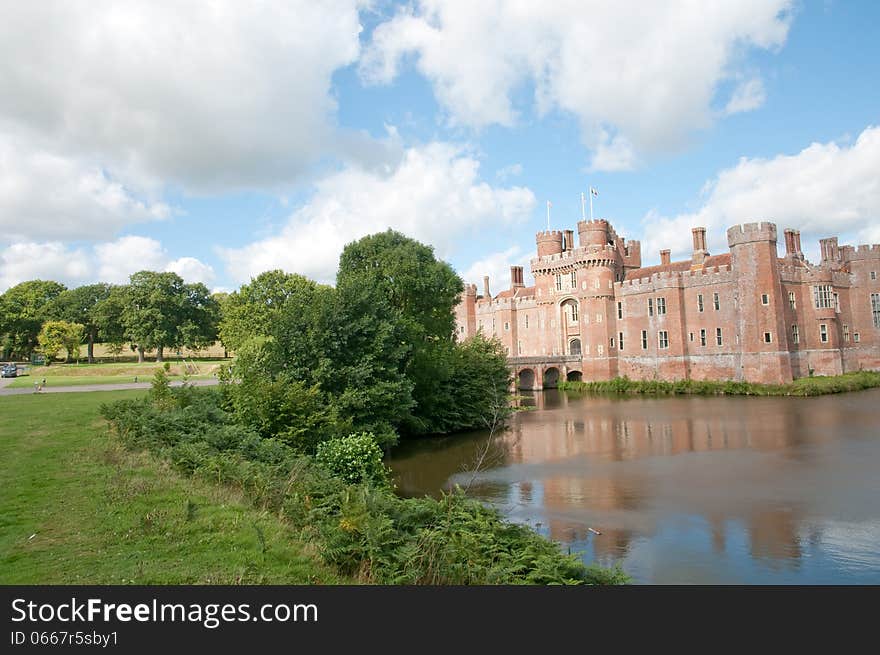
102, 390, 628, 585
315, 433, 388, 486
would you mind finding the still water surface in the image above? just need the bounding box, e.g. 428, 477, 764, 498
388, 389, 880, 583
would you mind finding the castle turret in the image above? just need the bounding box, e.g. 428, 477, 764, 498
727, 222, 792, 384
536, 230, 564, 257
577, 219, 609, 247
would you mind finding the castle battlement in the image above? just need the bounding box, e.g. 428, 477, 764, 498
727, 221, 777, 247
456, 215, 879, 386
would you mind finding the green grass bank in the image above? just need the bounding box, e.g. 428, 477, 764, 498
557, 370, 880, 396
0, 390, 346, 584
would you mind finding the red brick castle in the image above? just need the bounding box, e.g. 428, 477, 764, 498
454, 218, 880, 387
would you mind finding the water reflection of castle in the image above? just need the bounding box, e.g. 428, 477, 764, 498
505, 391, 840, 563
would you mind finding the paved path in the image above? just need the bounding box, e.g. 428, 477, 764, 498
0, 378, 220, 397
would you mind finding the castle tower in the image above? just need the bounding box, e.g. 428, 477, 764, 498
577, 219, 609, 248
536, 230, 564, 257
727, 222, 793, 383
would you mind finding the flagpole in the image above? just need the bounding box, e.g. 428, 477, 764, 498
589, 189, 594, 221
546, 200, 551, 230
580, 192, 586, 221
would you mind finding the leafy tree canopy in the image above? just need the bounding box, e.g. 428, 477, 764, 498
0, 279, 67, 358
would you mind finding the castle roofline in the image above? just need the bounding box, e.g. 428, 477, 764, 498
624, 253, 731, 281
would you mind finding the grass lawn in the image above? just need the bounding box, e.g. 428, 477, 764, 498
8, 359, 227, 388
0, 390, 347, 584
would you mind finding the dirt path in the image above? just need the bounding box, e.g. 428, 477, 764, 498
0, 378, 220, 397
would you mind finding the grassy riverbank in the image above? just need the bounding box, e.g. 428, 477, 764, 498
557, 370, 880, 396
0, 391, 347, 584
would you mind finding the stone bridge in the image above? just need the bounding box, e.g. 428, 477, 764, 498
507, 355, 583, 390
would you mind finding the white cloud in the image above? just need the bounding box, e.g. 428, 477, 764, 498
166, 257, 216, 286
724, 78, 767, 115
0, 134, 171, 241
0, 1, 364, 192
220, 142, 536, 284
362, 1, 793, 167
641, 125, 880, 262
460, 245, 534, 295
0, 236, 215, 292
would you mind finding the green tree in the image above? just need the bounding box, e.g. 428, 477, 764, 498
91, 285, 128, 359
45, 283, 112, 363
120, 271, 219, 362
37, 320, 85, 364
0, 280, 67, 359
218, 270, 320, 353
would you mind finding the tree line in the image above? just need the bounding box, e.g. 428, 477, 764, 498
0, 272, 220, 364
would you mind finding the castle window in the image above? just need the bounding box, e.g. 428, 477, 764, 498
569, 338, 581, 356
689, 332, 694, 342
788, 292, 796, 310
820, 324, 828, 343
619, 332, 625, 351
525, 315, 529, 329
697, 294, 704, 312
714, 292, 720, 311
597, 344, 604, 356
609, 337, 615, 349
518, 340, 522, 355
555, 274, 563, 291
813, 285, 834, 309
764, 332, 772, 344
647, 298, 654, 316
872, 293, 880, 328
871, 271, 877, 280
761, 293, 769, 306
617, 301, 623, 319
792, 325, 799, 344
568, 301, 579, 323
582, 281, 587, 290
596, 313, 602, 323
834, 293, 840, 312
716, 327, 723, 346
700, 329, 706, 346
843, 324, 850, 342
641, 330, 648, 350
658, 331, 669, 349
854, 332, 861, 342
504, 322, 510, 331
570, 271, 577, 288
459, 326, 465, 334
594, 278, 600, 290
608, 279, 613, 289
656, 297, 666, 315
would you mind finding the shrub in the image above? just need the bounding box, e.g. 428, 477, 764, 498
315, 433, 388, 486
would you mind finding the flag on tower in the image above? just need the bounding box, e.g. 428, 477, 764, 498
590, 187, 599, 197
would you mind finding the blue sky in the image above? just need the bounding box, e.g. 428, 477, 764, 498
1, 1, 878, 293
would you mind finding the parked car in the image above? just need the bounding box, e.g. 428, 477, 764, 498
1, 363, 18, 378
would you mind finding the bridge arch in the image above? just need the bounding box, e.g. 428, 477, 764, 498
566, 370, 583, 382
517, 368, 536, 390
543, 367, 560, 388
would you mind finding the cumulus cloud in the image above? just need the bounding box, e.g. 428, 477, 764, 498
361, 1, 793, 167
0, 236, 215, 292
641, 126, 880, 262
0, 135, 171, 241
0, 1, 364, 193
220, 142, 536, 284
460, 245, 533, 295
724, 78, 767, 115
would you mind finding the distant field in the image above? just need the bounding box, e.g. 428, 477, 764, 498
0, 390, 345, 584
8, 359, 227, 388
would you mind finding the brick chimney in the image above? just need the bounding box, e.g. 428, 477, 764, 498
510, 265, 524, 289
691, 226, 709, 268
482, 275, 490, 299
660, 249, 671, 266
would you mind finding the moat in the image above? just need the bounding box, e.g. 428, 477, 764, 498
388, 388, 880, 584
